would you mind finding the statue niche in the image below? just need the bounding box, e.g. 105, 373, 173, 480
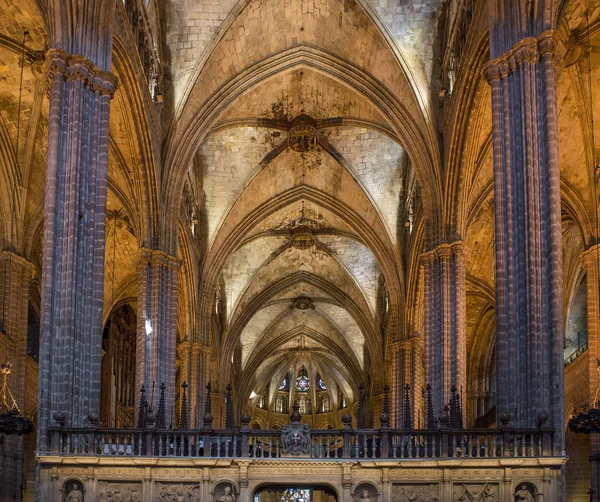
213, 483, 237, 502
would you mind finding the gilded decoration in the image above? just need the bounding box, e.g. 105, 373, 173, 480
288, 115, 318, 153
291, 226, 316, 249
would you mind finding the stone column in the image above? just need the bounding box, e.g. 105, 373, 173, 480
0, 252, 33, 502
37, 50, 117, 449
582, 245, 600, 499
178, 341, 211, 427
136, 248, 181, 425
410, 334, 424, 427
485, 30, 565, 449
421, 241, 467, 417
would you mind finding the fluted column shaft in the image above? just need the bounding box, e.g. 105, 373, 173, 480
422, 242, 467, 417
37, 51, 117, 450
485, 32, 565, 450
136, 248, 181, 425
0, 252, 33, 501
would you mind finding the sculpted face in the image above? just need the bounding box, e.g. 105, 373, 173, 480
362, 490, 369, 498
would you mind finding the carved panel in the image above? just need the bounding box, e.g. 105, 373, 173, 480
453, 484, 499, 501
155, 483, 200, 502
391, 484, 439, 502
97, 482, 142, 501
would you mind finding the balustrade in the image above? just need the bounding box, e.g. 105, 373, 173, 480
47, 425, 554, 460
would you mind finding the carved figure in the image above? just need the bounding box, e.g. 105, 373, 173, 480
514, 486, 534, 502
216, 485, 236, 502
66, 484, 84, 502
359, 489, 371, 502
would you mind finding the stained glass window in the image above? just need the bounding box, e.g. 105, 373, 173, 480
318, 377, 326, 390
280, 489, 311, 502
295, 375, 310, 392
279, 377, 288, 390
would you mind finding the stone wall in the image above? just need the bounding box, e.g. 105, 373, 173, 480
39, 456, 563, 502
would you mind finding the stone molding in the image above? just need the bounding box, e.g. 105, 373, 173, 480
0, 251, 34, 277
420, 241, 468, 265
43, 49, 118, 96
138, 247, 183, 271
581, 244, 600, 268
484, 30, 565, 82
178, 341, 212, 357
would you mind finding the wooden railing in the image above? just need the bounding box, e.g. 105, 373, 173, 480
46, 425, 554, 460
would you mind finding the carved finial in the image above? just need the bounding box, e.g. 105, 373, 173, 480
225, 384, 234, 430
403, 384, 412, 429
179, 381, 189, 429
156, 383, 166, 429
290, 400, 302, 422
137, 384, 148, 428
203, 382, 213, 428
425, 384, 434, 429
380, 385, 390, 427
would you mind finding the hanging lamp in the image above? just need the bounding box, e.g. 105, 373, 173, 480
0, 29, 33, 436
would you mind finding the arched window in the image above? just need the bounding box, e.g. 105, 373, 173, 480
279, 376, 288, 391
318, 376, 326, 390
296, 374, 310, 392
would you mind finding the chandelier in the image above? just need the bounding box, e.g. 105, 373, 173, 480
0, 29, 33, 437
0, 362, 33, 435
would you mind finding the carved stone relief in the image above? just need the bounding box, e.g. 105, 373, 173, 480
391, 484, 439, 502
453, 484, 499, 502
155, 483, 200, 502
97, 483, 142, 502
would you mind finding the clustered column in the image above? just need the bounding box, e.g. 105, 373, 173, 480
0, 252, 33, 501
583, 245, 600, 495
37, 51, 117, 449
485, 31, 565, 449
136, 248, 181, 425
178, 341, 211, 427
421, 241, 467, 417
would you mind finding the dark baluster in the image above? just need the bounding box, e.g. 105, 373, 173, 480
357, 382, 366, 429
403, 384, 412, 429
179, 381, 190, 429
225, 384, 234, 430
425, 384, 434, 429
379, 384, 390, 458
156, 383, 166, 429
137, 384, 148, 428
240, 414, 250, 457
203, 383, 214, 457
341, 414, 352, 458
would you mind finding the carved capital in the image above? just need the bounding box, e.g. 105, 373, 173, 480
138, 248, 182, 271
485, 31, 565, 82
581, 245, 600, 269
421, 241, 468, 265
44, 49, 118, 97
538, 30, 566, 71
